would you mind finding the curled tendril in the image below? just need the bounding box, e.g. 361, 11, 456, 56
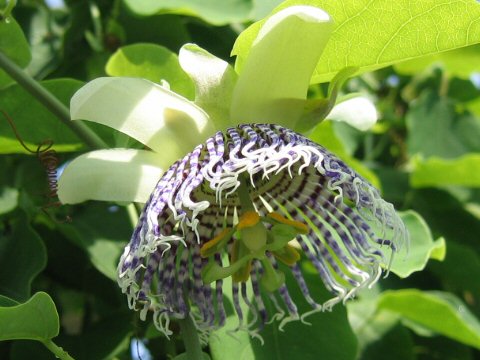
1, 110, 71, 222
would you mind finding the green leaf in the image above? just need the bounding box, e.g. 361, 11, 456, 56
429, 241, 480, 315
174, 353, 211, 360
0, 18, 31, 88
406, 90, 480, 159
0, 79, 84, 154
0, 294, 19, 307
0, 211, 47, 301
378, 289, 480, 349
123, 0, 254, 25
106, 43, 195, 99
233, 0, 480, 83
395, 44, 480, 79
388, 211, 446, 278
58, 203, 131, 281
0, 292, 59, 341
0, 186, 18, 214
411, 154, 480, 188
14, 5, 63, 79
210, 263, 358, 360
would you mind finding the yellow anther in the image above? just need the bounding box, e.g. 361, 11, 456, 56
237, 211, 261, 230
273, 245, 301, 266
200, 228, 231, 258
267, 212, 309, 234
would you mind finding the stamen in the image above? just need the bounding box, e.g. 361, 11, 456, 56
238, 211, 261, 229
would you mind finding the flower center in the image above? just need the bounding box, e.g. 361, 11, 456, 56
200, 176, 308, 292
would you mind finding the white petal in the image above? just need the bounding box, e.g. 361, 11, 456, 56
179, 44, 237, 130
70, 77, 216, 165
58, 149, 164, 204
230, 6, 333, 127
327, 97, 378, 131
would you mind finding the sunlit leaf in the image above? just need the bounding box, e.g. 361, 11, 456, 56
395, 44, 480, 79
233, 0, 480, 83
106, 43, 195, 99
122, 0, 254, 25
379, 290, 480, 349
411, 154, 480, 188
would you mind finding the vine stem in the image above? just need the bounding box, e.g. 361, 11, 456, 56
42, 339, 76, 360
0, 51, 107, 150
178, 315, 204, 360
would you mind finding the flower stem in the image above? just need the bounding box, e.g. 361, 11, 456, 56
0, 51, 107, 149
178, 315, 204, 360
41, 339, 76, 360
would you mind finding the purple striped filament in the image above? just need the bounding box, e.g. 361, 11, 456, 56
117, 124, 408, 339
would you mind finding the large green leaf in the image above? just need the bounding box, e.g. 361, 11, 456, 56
123, 0, 253, 25
0, 17, 31, 88
411, 154, 480, 188
210, 263, 358, 360
233, 0, 480, 83
406, 90, 480, 159
106, 43, 195, 99
395, 44, 480, 79
378, 290, 480, 349
0, 292, 59, 341
0, 211, 46, 301
388, 211, 446, 278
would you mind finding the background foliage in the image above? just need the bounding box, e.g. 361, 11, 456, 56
1, 0, 480, 359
